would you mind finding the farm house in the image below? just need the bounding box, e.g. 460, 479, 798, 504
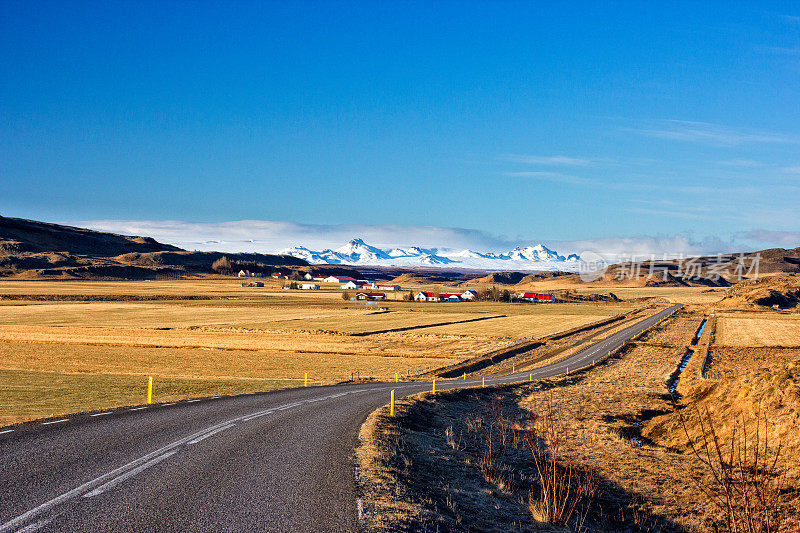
356, 292, 386, 301
414, 291, 439, 302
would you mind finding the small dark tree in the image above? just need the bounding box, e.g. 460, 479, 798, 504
405, 291, 415, 301
342, 291, 351, 301
289, 281, 298, 289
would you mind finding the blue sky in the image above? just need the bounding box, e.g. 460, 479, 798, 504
1, 1, 799, 255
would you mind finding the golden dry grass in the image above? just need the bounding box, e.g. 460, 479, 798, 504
0, 280, 636, 425
358, 307, 800, 531
0, 369, 290, 426
715, 313, 800, 347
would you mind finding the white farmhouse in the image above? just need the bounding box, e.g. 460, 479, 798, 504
461, 290, 478, 301
299, 283, 320, 290
414, 291, 439, 302
342, 281, 363, 290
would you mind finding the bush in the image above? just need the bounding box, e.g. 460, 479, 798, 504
680, 408, 786, 533
211, 256, 233, 275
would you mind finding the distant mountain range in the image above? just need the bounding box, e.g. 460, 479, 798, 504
280, 238, 582, 271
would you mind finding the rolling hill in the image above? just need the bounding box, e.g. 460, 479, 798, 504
0, 216, 307, 279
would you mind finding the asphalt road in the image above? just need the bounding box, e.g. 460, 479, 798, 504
0, 303, 681, 532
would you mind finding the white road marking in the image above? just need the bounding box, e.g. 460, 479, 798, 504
90, 412, 112, 417
83, 451, 178, 498
187, 424, 235, 444
0, 429, 13, 435
242, 410, 274, 422
17, 518, 51, 532
129, 407, 147, 411
186, 399, 200, 403
161, 403, 176, 406
42, 419, 69, 425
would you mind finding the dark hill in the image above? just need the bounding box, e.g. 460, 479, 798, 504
0, 216, 307, 279
0, 216, 182, 255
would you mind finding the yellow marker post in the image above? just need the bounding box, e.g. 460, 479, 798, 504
432, 379, 436, 393
463, 372, 466, 380
529, 373, 532, 382
390, 389, 395, 417
304, 372, 308, 387
512, 364, 515, 374
395, 372, 398, 383
147, 376, 153, 404
482, 377, 485, 388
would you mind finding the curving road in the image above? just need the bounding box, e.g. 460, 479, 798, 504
0, 304, 681, 532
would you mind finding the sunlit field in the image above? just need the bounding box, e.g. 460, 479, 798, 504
0, 279, 638, 425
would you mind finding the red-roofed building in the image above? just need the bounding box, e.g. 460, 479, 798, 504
439, 293, 463, 302
517, 292, 555, 303
356, 292, 386, 301
414, 291, 439, 302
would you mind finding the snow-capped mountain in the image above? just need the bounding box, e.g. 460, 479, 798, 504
279, 238, 583, 271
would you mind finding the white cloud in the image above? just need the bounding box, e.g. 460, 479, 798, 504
738, 229, 800, 249
502, 171, 597, 186
547, 234, 739, 262
74, 219, 800, 264
77, 219, 519, 253
502, 155, 600, 166
717, 159, 764, 168
624, 119, 799, 146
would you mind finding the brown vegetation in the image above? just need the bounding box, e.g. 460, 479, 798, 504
357, 305, 800, 531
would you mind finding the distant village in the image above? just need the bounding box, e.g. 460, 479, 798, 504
237, 269, 556, 304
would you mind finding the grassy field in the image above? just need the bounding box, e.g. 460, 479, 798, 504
715, 313, 800, 347
0, 279, 638, 425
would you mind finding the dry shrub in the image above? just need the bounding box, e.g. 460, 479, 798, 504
467, 397, 601, 530
471, 400, 514, 490
680, 407, 786, 533
524, 399, 601, 529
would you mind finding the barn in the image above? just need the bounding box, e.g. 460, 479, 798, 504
356, 292, 386, 301
323, 275, 357, 283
